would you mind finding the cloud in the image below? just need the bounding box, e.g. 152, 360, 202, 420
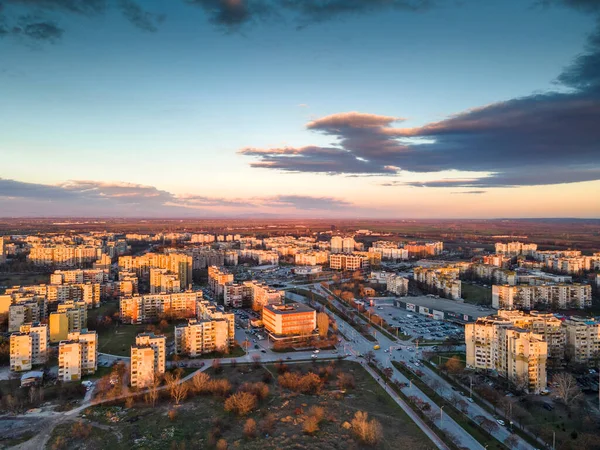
451, 190, 486, 195
184, 0, 435, 30
0, 177, 355, 216
240, 15, 600, 188
0, 0, 162, 41
118, 0, 165, 32
264, 195, 351, 209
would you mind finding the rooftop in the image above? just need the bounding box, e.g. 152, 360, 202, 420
264, 302, 315, 315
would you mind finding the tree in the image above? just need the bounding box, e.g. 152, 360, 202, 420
382, 367, 393, 380
337, 372, 355, 390
351, 411, 383, 445
444, 356, 463, 375
504, 434, 520, 450
251, 353, 262, 368
224, 391, 258, 416
317, 312, 329, 338
191, 372, 210, 394
479, 418, 499, 434
212, 358, 222, 373
364, 351, 376, 364
553, 372, 582, 406
165, 372, 188, 405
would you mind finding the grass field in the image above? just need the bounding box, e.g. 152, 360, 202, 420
96, 323, 175, 356
460, 283, 492, 305
0, 272, 49, 292
48, 361, 436, 450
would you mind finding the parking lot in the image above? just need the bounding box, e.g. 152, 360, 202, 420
373, 304, 465, 342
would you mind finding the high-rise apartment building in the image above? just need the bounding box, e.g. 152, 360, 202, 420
495, 242, 538, 256
130, 332, 166, 388
174, 318, 231, 357
58, 330, 97, 381
0, 236, 6, 264
330, 236, 343, 254
208, 266, 234, 300
563, 317, 600, 365
465, 316, 547, 393
120, 291, 202, 324
150, 268, 181, 294
492, 284, 591, 310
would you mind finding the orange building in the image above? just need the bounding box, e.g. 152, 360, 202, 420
262, 302, 316, 338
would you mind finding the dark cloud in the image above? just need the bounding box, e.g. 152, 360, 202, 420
0, 0, 162, 40
451, 190, 487, 195
282, 0, 433, 24
118, 0, 165, 32
0, 178, 354, 216
185, 0, 272, 28
240, 14, 600, 188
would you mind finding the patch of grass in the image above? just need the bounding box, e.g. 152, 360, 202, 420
461, 283, 492, 305
74, 360, 435, 450
0, 430, 36, 448
96, 323, 174, 356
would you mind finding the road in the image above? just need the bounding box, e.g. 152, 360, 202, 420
301, 284, 534, 450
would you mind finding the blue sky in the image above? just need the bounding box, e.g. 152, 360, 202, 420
1, 0, 599, 217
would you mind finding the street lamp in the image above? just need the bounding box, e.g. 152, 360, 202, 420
440, 406, 445, 426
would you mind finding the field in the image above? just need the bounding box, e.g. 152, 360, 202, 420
47, 361, 435, 450
0, 272, 49, 292
460, 283, 492, 305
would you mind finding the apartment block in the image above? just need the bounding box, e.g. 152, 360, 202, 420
0, 236, 6, 264
56, 300, 88, 334
482, 254, 512, 268
563, 317, 600, 365
466, 316, 547, 393
414, 266, 461, 300
58, 330, 97, 381
150, 268, 181, 294
495, 242, 537, 256
174, 318, 231, 357
130, 333, 166, 388
262, 302, 316, 338
118, 253, 192, 288
329, 253, 365, 271
492, 284, 592, 310
8, 302, 41, 332
208, 266, 234, 299
120, 291, 202, 324
403, 241, 443, 258
387, 274, 409, 296
10, 332, 32, 372
28, 245, 102, 267
294, 251, 329, 266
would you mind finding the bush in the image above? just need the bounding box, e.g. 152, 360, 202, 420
168, 409, 177, 421
303, 415, 320, 434
298, 373, 323, 394
278, 372, 300, 390
260, 413, 277, 434
240, 382, 269, 400
224, 392, 258, 416
308, 406, 326, 422
351, 411, 383, 446
337, 372, 355, 390
216, 439, 228, 450
207, 379, 232, 397
243, 418, 257, 439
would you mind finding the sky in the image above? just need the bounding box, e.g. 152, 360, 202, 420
0, 0, 599, 218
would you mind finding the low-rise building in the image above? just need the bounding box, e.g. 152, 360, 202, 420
262, 302, 316, 339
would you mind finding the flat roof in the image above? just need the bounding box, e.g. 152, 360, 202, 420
391, 295, 492, 318
264, 302, 315, 315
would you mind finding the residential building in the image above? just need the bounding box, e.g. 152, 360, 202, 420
150, 268, 181, 294
563, 317, 600, 365
330, 236, 343, 254
414, 266, 461, 300
208, 266, 234, 299
0, 236, 6, 264
56, 301, 88, 334
342, 237, 356, 254
465, 316, 547, 393
58, 330, 97, 381
120, 291, 201, 324
130, 332, 166, 388
495, 242, 537, 256
329, 253, 366, 271
49, 312, 69, 343
10, 332, 32, 372
387, 274, 409, 296
174, 318, 232, 357
482, 254, 512, 268
492, 284, 592, 310
403, 241, 443, 258
8, 302, 41, 332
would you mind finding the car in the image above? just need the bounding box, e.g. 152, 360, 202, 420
467, 398, 474, 403
261, 350, 267, 353
254, 344, 259, 349
311, 354, 318, 359
542, 403, 554, 411
286, 356, 292, 360
314, 349, 320, 353
496, 419, 505, 426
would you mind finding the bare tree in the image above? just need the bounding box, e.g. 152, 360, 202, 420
191, 372, 210, 394
553, 373, 582, 406
351, 411, 383, 446
504, 434, 520, 450
479, 418, 499, 434
165, 372, 188, 405
364, 351, 376, 364
251, 353, 261, 368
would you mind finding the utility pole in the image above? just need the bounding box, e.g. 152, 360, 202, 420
440, 405, 445, 427
553, 431, 556, 450
470, 376, 473, 399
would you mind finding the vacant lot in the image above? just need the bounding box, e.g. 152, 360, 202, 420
461, 283, 492, 305
47, 361, 435, 450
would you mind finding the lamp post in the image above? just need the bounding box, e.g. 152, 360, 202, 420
440, 406, 445, 427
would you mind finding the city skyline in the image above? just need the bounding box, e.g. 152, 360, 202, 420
1, 0, 599, 218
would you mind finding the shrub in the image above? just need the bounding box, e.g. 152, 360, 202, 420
298, 373, 323, 394
351, 411, 383, 446
207, 379, 232, 397
243, 418, 257, 439
168, 409, 177, 421
191, 372, 211, 394
303, 415, 320, 434
260, 413, 277, 434
308, 406, 326, 423
240, 382, 269, 400
337, 373, 355, 390
278, 372, 300, 390
224, 392, 258, 416
216, 439, 228, 450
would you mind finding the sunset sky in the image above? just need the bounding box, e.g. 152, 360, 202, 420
1, 0, 599, 218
